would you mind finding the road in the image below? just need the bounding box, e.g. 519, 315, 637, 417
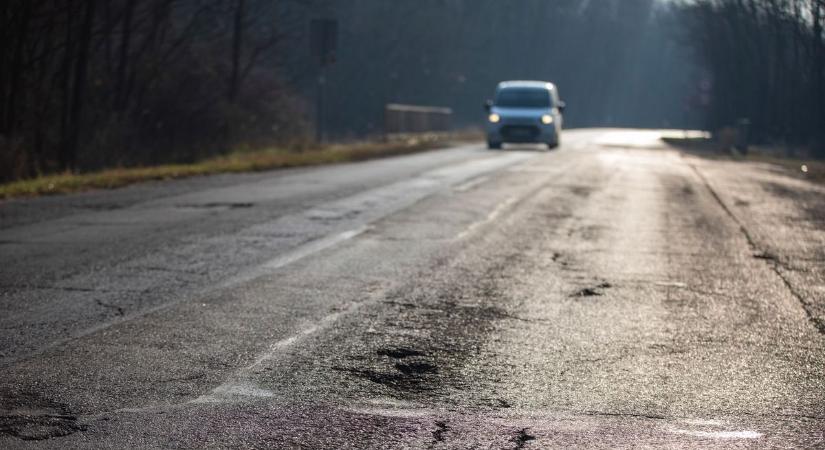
1, 129, 824, 448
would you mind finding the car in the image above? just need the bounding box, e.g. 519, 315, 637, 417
484, 80, 565, 150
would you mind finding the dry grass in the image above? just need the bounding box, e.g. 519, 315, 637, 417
661, 136, 825, 186
0, 135, 463, 200
746, 154, 825, 185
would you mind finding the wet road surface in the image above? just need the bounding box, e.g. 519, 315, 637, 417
1, 129, 824, 447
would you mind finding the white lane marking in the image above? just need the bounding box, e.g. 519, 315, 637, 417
454, 175, 490, 193
0, 227, 370, 369
457, 195, 519, 240
192, 302, 362, 404
672, 429, 762, 439
219, 153, 535, 288
2, 146, 542, 369
679, 419, 724, 426
248, 303, 356, 368
220, 226, 370, 289
670, 417, 762, 440
193, 382, 275, 403
654, 281, 688, 288
191, 156, 546, 404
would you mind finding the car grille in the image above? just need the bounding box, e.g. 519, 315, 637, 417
501, 125, 540, 142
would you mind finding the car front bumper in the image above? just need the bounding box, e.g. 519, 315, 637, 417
487, 123, 557, 144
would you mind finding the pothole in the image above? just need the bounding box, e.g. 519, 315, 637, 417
432, 420, 449, 443
572, 282, 612, 298
0, 392, 85, 441
512, 428, 536, 448
394, 361, 438, 376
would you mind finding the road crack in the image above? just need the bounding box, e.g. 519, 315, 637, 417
95, 299, 124, 316
571, 282, 612, 298
688, 161, 825, 335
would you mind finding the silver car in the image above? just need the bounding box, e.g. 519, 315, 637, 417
484, 81, 565, 149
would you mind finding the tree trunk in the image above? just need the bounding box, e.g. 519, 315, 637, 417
4, 1, 32, 136
61, 0, 96, 171
812, 0, 824, 148
59, 0, 76, 169
114, 0, 135, 111
229, 0, 245, 103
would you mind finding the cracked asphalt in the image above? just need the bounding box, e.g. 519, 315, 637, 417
1, 129, 823, 448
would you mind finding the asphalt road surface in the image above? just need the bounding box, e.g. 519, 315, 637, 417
1, 129, 824, 448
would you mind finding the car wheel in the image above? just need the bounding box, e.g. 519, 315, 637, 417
547, 139, 560, 150
488, 141, 502, 150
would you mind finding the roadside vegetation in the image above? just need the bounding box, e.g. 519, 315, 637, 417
1, 1, 823, 193
0, 135, 458, 199
662, 135, 825, 186
752, 156, 825, 185
679, 0, 825, 158
0, 1, 308, 184
0, 0, 699, 187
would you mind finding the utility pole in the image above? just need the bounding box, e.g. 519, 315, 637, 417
310, 19, 338, 143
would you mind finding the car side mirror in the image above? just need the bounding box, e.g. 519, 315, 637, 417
557, 101, 566, 113
484, 100, 493, 112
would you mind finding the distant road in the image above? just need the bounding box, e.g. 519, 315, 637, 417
1, 129, 823, 447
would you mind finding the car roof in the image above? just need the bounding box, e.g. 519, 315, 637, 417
497, 80, 556, 91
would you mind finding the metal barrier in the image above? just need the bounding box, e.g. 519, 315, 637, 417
384, 104, 452, 137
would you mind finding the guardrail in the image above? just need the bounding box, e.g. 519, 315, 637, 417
384, 104, 452, 137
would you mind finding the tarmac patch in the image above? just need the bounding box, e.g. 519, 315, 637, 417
0, 392, 85, 441
377, 347, 426, 359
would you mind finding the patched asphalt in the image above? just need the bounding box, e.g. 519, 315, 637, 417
1, 129, 823, 448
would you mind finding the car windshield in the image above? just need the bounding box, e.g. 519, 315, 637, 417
495, 88, 551, 108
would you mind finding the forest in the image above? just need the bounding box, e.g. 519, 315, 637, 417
682, 0, 825, 153
1, 0, 823, 183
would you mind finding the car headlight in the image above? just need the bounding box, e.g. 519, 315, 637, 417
488, 113, 501, 123
541, 115, 554, 124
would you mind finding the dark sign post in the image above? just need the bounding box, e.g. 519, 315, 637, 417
310, 19, 338, 143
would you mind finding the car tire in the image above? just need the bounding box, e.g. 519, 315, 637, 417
547, 139, 560, 150
488, 141, 502, 150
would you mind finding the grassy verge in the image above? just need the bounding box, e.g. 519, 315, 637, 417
0, 135, 466, 200
746, 154, 825, 185
662, 136, 825, 186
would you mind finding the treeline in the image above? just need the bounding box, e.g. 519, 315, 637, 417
0, 0, 704, 183
680, 0, 825, 155
286, 0, 699, 138
0, 0, 308, 181
9, 1, 821, 183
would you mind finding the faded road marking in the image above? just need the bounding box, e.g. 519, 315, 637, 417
221, 226, 370, 288
457, 195, 518, 240
193, 300, 366, 404
454, 175, 490, 193
672, 429, 762, 439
